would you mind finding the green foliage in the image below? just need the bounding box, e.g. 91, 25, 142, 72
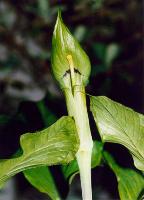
0, 9, 143, 200
23, 141, 103, 199
91, 141, 103, 168
0, 115, 10, 125
36, 100, 57, 127
91, 42, 120, 78
93, 42, 120, 68
104, 43, 120, 67
24, 167, 60, 200
51, 11, 91, 88
104, 151, 144, 200
37, 0, 50, 22
0, 116, 79, 188
90, 96, 144, 171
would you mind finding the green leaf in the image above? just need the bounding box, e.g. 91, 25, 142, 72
36, 100, 57, 127
91, 141, 103, 168
93, 43, 120, 68
37, 0, 50, 22
74, 25, 86, 42
104, 151, 144, 200
90, 96, 144, 171
62, 141, 103, 183
26, 99, 63, 200
105, 43, 120, 67
0, 116, 79, 187
0, 115, 10, 125
92, 43, 106, 61
51, 11, 91, 88
24, 167, 60, 200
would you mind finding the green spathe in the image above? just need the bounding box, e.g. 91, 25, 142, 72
51, 12, 91, 88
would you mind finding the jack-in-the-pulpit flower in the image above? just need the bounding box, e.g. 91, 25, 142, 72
51, 11, 91, 89
51, 12, 93, 200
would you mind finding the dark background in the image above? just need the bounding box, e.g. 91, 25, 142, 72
0, 0, 143, 199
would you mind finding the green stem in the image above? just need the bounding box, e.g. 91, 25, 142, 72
76, 148, 92, 200
64, 85, 93, 200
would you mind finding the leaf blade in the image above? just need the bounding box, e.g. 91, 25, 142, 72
104, 151, 144, 200
24, 167, 60, 200
0, 116, 79, 188
90, 96, 144, 170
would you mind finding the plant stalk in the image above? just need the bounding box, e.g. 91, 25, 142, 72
64, 85, 93, 200
76, 148, 93, 200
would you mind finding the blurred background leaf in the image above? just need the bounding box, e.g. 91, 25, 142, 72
104, 151, 144, 200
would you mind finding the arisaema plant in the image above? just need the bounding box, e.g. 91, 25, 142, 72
0, 11, 143, 200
